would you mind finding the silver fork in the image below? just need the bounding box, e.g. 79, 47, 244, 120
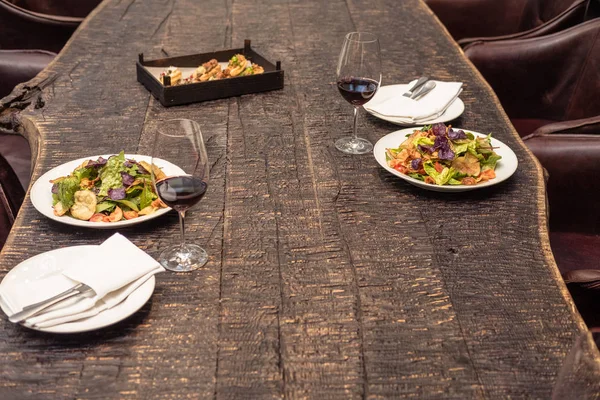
9, 283, 94, 323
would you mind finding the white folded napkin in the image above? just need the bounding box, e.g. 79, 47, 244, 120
365, 80, 463, 122
0, 233, 164, 328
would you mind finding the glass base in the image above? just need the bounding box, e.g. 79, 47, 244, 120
158, 243, 208, 272
335, 136, 373, 154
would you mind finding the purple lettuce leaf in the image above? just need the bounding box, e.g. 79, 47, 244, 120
108, 187, 126, 200
448, 128, 467, 140
434, 135, 448, 148
51, 183, 59, 194
432, 123, 447, 137
121, 171, 135, 186
87, 157, 107, 168
410, 158, 422, 170
124, 160, 135, 168
438, 147, 455, 160
430, 135, 455, 160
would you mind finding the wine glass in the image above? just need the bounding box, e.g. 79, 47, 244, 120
552, 329, 600, 399
151, 119, 209, 272
335, 32, 382, 154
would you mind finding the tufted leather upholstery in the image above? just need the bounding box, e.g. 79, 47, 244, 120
0, 152, 25, 251
425, 0, 589, 44
464, 18, 600, 136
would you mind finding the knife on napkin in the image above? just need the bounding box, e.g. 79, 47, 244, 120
365, 80, 463, 122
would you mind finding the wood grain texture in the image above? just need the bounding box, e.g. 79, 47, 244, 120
0, 0, 594, 398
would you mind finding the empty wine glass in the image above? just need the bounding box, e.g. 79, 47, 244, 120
151, 119, 209, 272
552, 329, 600, 399
335, 32, 382, 154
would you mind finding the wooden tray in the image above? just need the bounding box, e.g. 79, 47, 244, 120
136, 40, 284, 107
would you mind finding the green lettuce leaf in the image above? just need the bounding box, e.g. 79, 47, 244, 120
408, 173, 425, 181
56, 176, 80, 209
423, 161, 457, 185
96, 201, 116, 213
73, 166, 96, 181
97, 151, 126, 197
481, 153, 502, 171
139, 182, 155, 210
115, 199, 139, 211
453, 140, 477, 156
413, 137, 435, 147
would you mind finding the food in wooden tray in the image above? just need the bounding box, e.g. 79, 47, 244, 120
159, 66, 182, 86
159, 54, 265, 86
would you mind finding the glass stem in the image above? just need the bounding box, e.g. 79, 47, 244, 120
178, 210, 186, 249
352, 106, 359, 140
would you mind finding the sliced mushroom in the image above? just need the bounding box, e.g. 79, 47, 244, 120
70, 190, 97, 221
53, 201, 69, 216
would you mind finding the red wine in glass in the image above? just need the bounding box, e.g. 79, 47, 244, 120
151, 118, 210, 272
337, 77, 379, 106
155, 176, 208, 211
335, 32, 382, 155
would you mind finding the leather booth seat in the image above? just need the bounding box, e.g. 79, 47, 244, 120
0, 49, 51, 191
425, 0, 590, 45
0, 152, 25, 251
0, 49, 56, 99
464, 18, 600, 137
7, 0, 99, 17
523, 118, 600, 327
0, 0, 101, 52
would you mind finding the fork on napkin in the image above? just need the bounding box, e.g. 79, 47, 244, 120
0, 233, 164, 328
365, 79, 463, 123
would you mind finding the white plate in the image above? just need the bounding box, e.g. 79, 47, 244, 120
31, 154, 185, 229
373, 127, 518, 192
365, 84, 465, 126
0, 245, 155, 333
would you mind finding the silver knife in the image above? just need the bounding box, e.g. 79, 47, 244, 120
402, 76, 429, 97
8, 283, 94, 323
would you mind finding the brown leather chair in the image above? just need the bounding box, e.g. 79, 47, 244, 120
0, 0, 101, 52
464, 18, 600, 137
0, 151, 25, 251
425, 0, 590, 45
522, 115, 600, 327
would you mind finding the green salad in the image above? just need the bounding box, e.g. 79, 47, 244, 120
386, 123, 502, 186
51, 151, 167, 222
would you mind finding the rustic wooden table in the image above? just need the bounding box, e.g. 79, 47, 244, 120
0, 0, 592, 398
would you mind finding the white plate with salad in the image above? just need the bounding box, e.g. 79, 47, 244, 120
30, 153, 185, 228
373, 124, 518, 192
